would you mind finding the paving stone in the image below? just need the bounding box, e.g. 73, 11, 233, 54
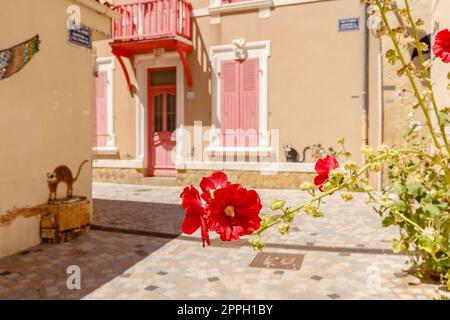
145, 285, 158, 291
274, 271, 284, 275
208, 277, 220, 282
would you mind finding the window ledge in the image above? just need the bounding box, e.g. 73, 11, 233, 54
208, 0, 273, 23
93, 146, 118, 155
204, 146, 274, 155
176, 161, 316, 173
93, 159, 144, 169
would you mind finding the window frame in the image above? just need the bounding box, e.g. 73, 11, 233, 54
209, 40, 271, 152
94, 56, 117, 154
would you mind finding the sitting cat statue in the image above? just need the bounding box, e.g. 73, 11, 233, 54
47, 160, 88, 203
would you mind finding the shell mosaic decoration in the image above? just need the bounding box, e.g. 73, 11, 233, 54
0, 34, 40, 80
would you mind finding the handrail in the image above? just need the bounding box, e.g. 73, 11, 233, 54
113, 0, 192, 42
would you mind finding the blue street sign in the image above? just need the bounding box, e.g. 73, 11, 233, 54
339, 18, 360, 32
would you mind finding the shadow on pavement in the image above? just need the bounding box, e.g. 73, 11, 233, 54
0, 199, 184, 299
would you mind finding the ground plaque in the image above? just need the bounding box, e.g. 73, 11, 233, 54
249, 252, 304, 270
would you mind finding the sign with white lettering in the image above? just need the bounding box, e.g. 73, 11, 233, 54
339, 18, 360, 32
68, 26, 92, 49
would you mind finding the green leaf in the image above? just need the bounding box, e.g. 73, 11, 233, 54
392, 200, 407, 211
422, 203, 441, 216
406, 182, 425, 198
438, 111, 450, 126
382, 215, 395, 227
418, 235, 439, 255
392, 238, 407, 253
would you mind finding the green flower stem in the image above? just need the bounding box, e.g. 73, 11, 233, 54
403, 0, 450, 156
254, 183, 348, 236
255, 147, 441, 237
255, 160, 378, 236
397, 212, 425, 233
375, 0, 450, 183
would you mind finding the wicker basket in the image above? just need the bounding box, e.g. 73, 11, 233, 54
46, 199, 91, 233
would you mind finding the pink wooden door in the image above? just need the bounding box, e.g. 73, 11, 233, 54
148, 87, 176, 176
95, 71, 108, 147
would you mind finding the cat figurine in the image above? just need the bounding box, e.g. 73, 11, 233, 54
47, 160, 89, 203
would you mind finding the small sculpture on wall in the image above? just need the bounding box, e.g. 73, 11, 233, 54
47, 160, 88, 203
232, 38, 248, 61
283, 144, 300, 162
310, 144, 336, 160
283, 144, 337, 163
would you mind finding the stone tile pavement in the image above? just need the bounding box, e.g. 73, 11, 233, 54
0, 182, 447, 299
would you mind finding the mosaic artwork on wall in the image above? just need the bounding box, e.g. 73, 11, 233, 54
0, 34, 40, 80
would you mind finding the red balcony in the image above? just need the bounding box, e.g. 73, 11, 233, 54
112, 0, 192, 43
110, 0, 193, 93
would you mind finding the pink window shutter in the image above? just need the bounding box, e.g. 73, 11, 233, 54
95, 71, 108, 147
220, 60, 240, 147
239, 58, 259, 147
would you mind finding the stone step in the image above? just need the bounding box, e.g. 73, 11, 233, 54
141, 176, 178, 187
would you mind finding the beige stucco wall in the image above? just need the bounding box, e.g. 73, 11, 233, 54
0, 0, 111, 258
95, 0, 384, 168
189, 1, 369, 162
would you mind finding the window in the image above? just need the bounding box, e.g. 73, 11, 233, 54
220, 58, 259, 147
150, 69, 176, 86
209, 41, 270, 151
154, 94, 164, 132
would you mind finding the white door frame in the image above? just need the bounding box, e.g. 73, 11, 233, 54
134, 52, 185, 169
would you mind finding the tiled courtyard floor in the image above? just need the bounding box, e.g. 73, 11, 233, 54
0, 182, 447, 299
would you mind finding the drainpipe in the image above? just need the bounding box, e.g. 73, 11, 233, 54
361, 3, 370, 150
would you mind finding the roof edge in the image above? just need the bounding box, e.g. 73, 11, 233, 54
73, 0, 121, 20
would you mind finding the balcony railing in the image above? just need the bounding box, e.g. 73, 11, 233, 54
113, 0, 193, 42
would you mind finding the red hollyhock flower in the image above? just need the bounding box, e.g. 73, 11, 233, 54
206, 184, 262, 241
180, 185, 210, 247
314, 155, 340, 192
199, 171, 230, 202
432, 29, 450, 63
